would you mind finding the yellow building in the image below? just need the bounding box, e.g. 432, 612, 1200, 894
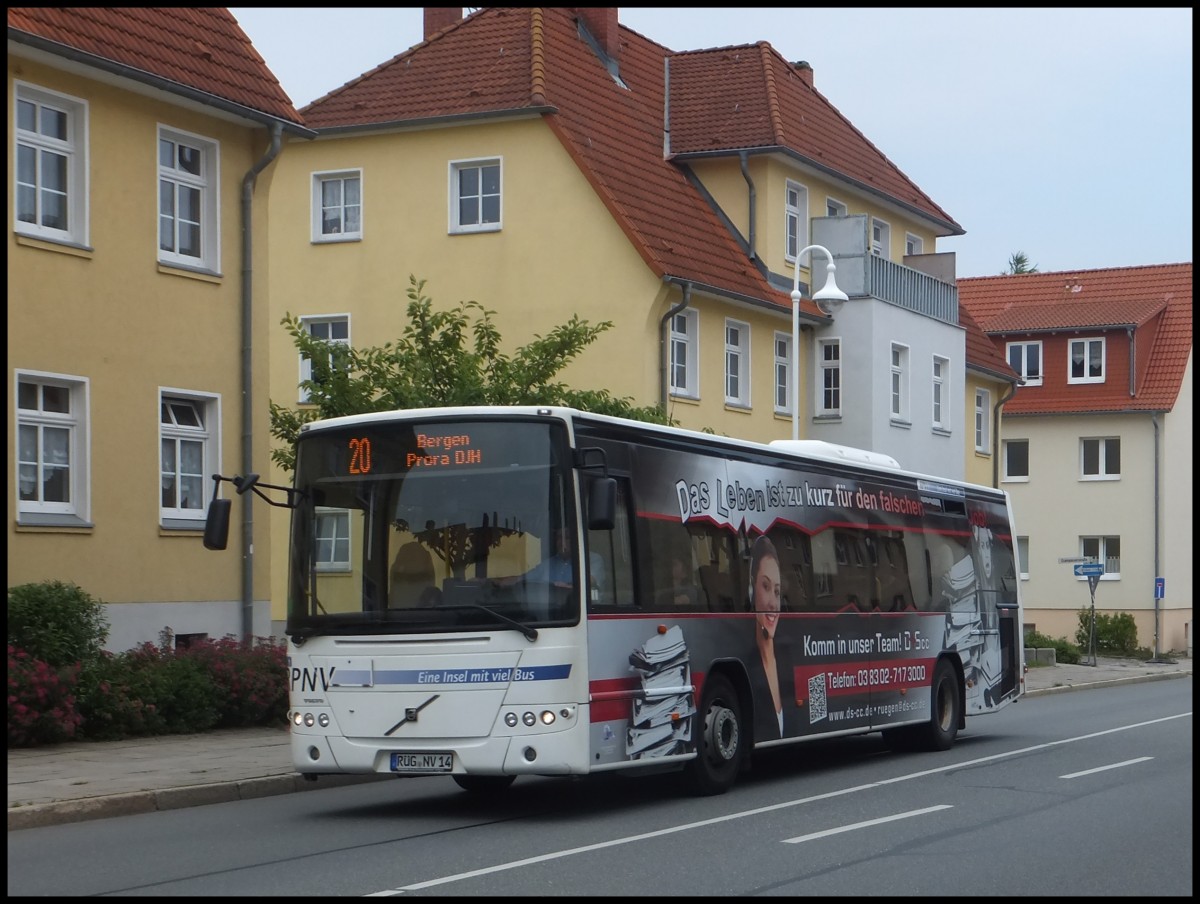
261, 8, 1018, 629
8, 8, 1017, 644
7, 9, 311, 649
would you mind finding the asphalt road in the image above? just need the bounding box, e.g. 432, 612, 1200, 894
6, 677, 1192, 897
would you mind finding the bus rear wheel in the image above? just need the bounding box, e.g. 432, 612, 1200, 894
883, 659, 961, 753
684, 673, 742, 796
452, 774, 515, 794
919, 659, 961, 751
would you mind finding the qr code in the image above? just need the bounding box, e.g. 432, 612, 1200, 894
807, 672, 828, 724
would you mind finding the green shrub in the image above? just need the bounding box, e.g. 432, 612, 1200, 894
75, 643, 222, 740
1024, 629, 1082, 664
74, 651, 160, 741
7, 580, 109, 668
1075, 609, 1139, 656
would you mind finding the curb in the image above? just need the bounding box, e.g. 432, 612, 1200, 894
1022, 667, 1191, 699
8, 772, 390, 832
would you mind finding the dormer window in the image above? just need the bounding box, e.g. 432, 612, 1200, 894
1007, 340, 1043, 386
1068, 338, 1105, 384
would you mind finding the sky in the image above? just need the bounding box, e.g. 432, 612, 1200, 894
228, 7, 1193, 279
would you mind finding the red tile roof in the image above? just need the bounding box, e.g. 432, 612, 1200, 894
957, 303, 1019, 384
299, 7, 961, 323
665, 45, 960, 233
958, 263, 1192, 413
7, 7, 308, 130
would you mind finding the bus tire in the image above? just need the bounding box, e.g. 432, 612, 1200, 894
918, 659, 961, 751
452, 774, 515, 794
684, 673, 743, 796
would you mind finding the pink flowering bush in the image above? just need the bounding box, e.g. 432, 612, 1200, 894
8, 580, 289, 746
7, 645, 83, 747
182, 635, 289, 728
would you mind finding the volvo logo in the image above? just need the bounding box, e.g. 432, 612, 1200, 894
384, 694, 440, 736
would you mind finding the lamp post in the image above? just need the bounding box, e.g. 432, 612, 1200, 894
790, 244, 849, 440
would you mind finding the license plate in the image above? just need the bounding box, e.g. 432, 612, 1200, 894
390, 752, 454, 773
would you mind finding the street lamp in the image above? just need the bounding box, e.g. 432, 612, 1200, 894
790, 244, 849, 440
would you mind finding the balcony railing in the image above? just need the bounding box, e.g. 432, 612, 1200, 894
865, 255, 958, 324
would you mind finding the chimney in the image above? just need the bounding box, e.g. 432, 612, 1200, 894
424, 8, 463, 41
793, 60, 813, 86
579, 7, 620, 60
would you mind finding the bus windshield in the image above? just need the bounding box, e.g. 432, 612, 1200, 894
286, 418, 579, 638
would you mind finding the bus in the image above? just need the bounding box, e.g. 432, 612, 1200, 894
204, 405, 1024, 796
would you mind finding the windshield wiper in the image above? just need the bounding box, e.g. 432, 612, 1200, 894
439, 603, 538, 642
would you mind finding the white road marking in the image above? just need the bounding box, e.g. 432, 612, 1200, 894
374, 711, 1190, 894
782, 804, 952, 844
1060, 756, 1153, 779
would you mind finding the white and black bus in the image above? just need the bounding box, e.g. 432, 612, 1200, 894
205, 405, 1024, 795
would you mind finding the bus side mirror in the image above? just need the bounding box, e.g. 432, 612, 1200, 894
203, 498, 232, 550
587, 477, 616, 531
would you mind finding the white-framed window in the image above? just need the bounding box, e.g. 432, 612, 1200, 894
1016, 536, 1029, 580
1080, 536, 1120, 580
785, 179, 809, 262
826, 197, 847, 218
871, 217, 890, 258
890, 343, 909, 421
773, 331, 792, 415
905, 232, 923, 257
315, 508, 351, 571
449, 157, 501, 233
158, 125, 219, 271
1006, 340, 1043, 386
1069, 338, 1105, 383
724, 319, 750, 407
975, 388, 991, 453
14, 82, 89, 246
16, 371, 90, 524
669, 308, 699, 399
299, 315, 351, 403
816, 337, 841, 416
1002, 439, 1029, 482
932, 355, 950, 431
160, 390, 219, 526
1081, 437, 1120, 480
312, 169, 362, 241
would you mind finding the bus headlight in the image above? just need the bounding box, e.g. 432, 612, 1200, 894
540, 710, 555, 725
504, 712, 519, 727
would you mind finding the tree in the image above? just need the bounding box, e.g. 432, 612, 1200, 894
268, 275, 672, 472
1003, 252, 1039, 275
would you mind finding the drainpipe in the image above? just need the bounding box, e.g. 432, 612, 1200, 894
992, 381, 1018, 488
1127, 326, 1136, 396
738, 151, 756, 260
239, 123, 284, 641
660, 283, 692, 410
1151, 413, 1161, 660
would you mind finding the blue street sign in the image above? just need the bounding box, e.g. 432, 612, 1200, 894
1074, 563, 1104, 577
1154, 577, 1165, 599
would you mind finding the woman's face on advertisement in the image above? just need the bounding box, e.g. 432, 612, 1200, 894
753, 554, 782, 637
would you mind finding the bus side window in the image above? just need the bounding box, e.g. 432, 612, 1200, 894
587, 478, 635, 609
698, 563, 735, 611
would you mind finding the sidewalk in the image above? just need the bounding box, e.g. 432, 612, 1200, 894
8, 654, 1190, 831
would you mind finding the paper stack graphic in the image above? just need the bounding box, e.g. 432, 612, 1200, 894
626, 625, 695, 759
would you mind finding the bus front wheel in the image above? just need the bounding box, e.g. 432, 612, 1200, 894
685, 673, 743, 796
452, 774, 515, 794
